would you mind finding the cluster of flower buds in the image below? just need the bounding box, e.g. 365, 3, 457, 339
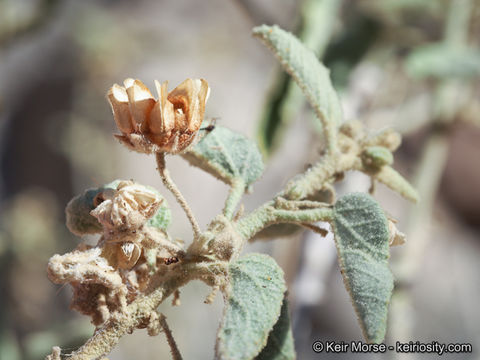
107, 78, 210, 154
48, 180, 184, 325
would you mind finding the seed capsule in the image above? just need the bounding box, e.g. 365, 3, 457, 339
117, 242, 141, 269
107, 78, 210, 154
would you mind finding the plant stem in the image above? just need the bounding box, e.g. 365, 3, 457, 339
68, 272, 189, 360
160, 314, 183, 360
156, 152, 202, 239
283, 152, 355, 200
445, 0, 473, 46
223, 179, 245, 220
236, 201, 333, 240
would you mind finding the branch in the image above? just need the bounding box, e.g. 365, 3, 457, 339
282, 152, 356, 200
67, 270, 190, 360
223, 178, 245, 220
160, 314, 183, 360
236, 201, 333, 240
156, 152, 202, 239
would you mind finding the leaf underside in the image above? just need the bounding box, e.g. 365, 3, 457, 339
182, 126, 264, 189
333, 193, 394, 343
217, 253, 287, 360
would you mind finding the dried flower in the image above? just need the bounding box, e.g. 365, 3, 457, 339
90, 180, 162, 230
107, 78, 210, 154
388, 219, 406, 247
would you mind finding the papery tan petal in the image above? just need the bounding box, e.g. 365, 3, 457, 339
167, 78, 209, 132
125, 79, 156, 133
107, 84, 134, 134
388, 220, 406, 246
149, 80, 175, 136
123, 78, 135, 88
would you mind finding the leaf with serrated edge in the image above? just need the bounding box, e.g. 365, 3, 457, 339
253, 25, 343, 149
256, 297, 295, 360
333, 193, 394, 343
217, 253, 286, 360
182, 126, 264, 188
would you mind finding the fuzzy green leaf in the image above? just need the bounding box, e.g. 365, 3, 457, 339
65, 180, 171, 235
256, 0, 341, 157
145, 186, 171, 231
333, 193, 394, 343
217, 253, 287, 360
406, 44, 480, 79
256, 297, 295, 360
65, 180, 119, 236
253, 25, 343, 149
182, 126, 264, 189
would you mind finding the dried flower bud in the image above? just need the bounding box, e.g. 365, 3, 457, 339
91, 180, 162, 230
361, 146, 394, 169
117, 242, 142, 270
388, 219, 406, 246
363, 128, 402, 152
107, 78, 210, 154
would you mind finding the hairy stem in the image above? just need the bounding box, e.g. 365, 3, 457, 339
236, 201, 333, 239
445, 0, 473, 46
223, 179, 245, 219
67, 270, 192, 360
160, 314, 183, 360
282, 152, 355, 200
156, 152, 202, 239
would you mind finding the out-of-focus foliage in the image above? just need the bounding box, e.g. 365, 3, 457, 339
1, 0, 480, 359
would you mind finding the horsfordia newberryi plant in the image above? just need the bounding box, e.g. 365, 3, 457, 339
45, 24, 418, 360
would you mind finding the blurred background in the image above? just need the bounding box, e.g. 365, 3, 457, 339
0, 0, 479, 359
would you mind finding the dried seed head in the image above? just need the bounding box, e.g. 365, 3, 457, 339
148, 78, 210, 153
117, 242, 142, 269
90, 180, 162, 230
107, 78, 210, 154
149, 80, 175, 136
